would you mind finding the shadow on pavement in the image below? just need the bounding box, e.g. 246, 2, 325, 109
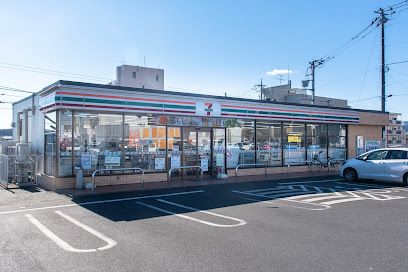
71, 177, 407, 222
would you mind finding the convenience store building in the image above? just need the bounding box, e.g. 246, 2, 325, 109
12, 80, 389, 190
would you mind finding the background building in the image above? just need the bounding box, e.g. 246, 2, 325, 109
262, 82, 348, 108
384, 113, 406, 147
115, 65, 164, 90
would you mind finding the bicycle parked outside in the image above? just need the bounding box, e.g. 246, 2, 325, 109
308, 151, 336, 172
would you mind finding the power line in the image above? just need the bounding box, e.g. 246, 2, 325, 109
0, 61, 113, 83
0, 85, 34, 94
356, 27, 379, 107
387, 60, 408, 65
317, 17, 380, 66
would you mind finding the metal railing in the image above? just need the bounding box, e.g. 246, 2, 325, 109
235, 163, 267, 181
91, 167, 145, 191
168, 166, 203, 185
287, 159, 345, 174
287, 161, 309, 174
0, 154, 42, 188
0, 154, 9, 188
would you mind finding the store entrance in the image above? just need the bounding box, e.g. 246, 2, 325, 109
182, 127, 212, 176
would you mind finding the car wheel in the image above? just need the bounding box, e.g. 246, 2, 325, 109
403, 173, 408, 185
344, 168, 358, 182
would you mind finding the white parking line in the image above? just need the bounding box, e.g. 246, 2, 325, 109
25, 211, 117, 253
278, 179, 342, 185
319, 197, 366, 205
136, 200, 246, 228
238, 196, 330, 211
55, 211, 117, 251
335, 182, 389, 188
300, 194, 353, 203
246, 187, 293, 193
231, 190, 331, 210
0, 190, 204, 215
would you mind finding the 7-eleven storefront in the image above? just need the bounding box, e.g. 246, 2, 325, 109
35, 80, 380, 190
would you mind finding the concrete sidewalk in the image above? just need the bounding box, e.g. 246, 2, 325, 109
58, 171, 339, 198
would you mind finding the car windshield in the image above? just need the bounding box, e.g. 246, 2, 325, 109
355, 152, 371, 160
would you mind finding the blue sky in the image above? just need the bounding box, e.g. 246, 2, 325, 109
0, 0, 407, 128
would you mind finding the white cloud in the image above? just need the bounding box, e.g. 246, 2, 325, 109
266, 69, 294, 76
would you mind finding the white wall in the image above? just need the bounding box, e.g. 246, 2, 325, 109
12, 95, 44, 154
116, 65, 164, 90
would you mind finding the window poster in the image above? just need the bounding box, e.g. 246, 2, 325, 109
81, 154, 92, 170
155, 157, 165, 170
201, 156, 209, 172
171, 155, 180, 168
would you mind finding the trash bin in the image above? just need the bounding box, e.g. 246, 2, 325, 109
75, 167, 84, 189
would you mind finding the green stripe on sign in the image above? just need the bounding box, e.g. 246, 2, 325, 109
61, 96, 196, 110
221, 108, 358, 120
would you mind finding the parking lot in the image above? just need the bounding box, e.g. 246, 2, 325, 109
1, 176, 408, 272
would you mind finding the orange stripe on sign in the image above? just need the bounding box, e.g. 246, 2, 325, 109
57, 91, 196, 105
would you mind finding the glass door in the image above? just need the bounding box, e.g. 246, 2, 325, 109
182, 127, 212, 176
212, 128, 226, 176
197, 128, 212, 176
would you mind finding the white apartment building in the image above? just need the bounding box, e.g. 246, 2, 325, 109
385, 113, 406, 147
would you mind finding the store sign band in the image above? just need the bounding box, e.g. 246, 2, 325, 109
156, 115, 227, 127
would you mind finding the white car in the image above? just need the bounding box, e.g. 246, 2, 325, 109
339, 148, 408, 184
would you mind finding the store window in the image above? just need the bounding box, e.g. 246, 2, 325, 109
73, 113, 123, 175
167, 127, 181, 170
59, 111, 73, 176
123, 115, 166, 172
283, 122, 305, 165
306, 124, 327, 162
328, 124, 347, 160
44, 111, 57, 176
256, 121, 282, 166
226, 119, 255, 168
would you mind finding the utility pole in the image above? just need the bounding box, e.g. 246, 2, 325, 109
310, 61, 316, 105
256, 79, 266, 100
381, 9, 387, 112
375, 8, 388, 112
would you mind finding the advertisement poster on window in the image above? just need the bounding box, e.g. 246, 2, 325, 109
171, 155, 180, 168
105, 155, 121, 167
201, 156, 209, 172
81, 154, 92, 170
216, 154, 224, 167
155, 157, 165, 170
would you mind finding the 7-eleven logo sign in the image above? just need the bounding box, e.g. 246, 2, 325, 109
205, 102, 213, 115
196, 102, 221, 117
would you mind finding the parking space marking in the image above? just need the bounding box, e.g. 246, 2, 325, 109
299, 194, 354, 203
237, 196, 330, 211
319, 197, 366, 205
278, 179, 342, 185
0, 190, 204, 215
136, 200, 246, 228
232, 190, 332, 210
335, 182, 390, 189
233, 181, 408, 210
25, 211, 117, 253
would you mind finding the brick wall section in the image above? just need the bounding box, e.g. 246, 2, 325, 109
40, 172, 167, 191
347, 111, 389, 158
227, 165, 310, 177
348, 125, 383, 158
40, 165, 314, 191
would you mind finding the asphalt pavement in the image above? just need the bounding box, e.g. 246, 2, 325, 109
1, 176, 408, 272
